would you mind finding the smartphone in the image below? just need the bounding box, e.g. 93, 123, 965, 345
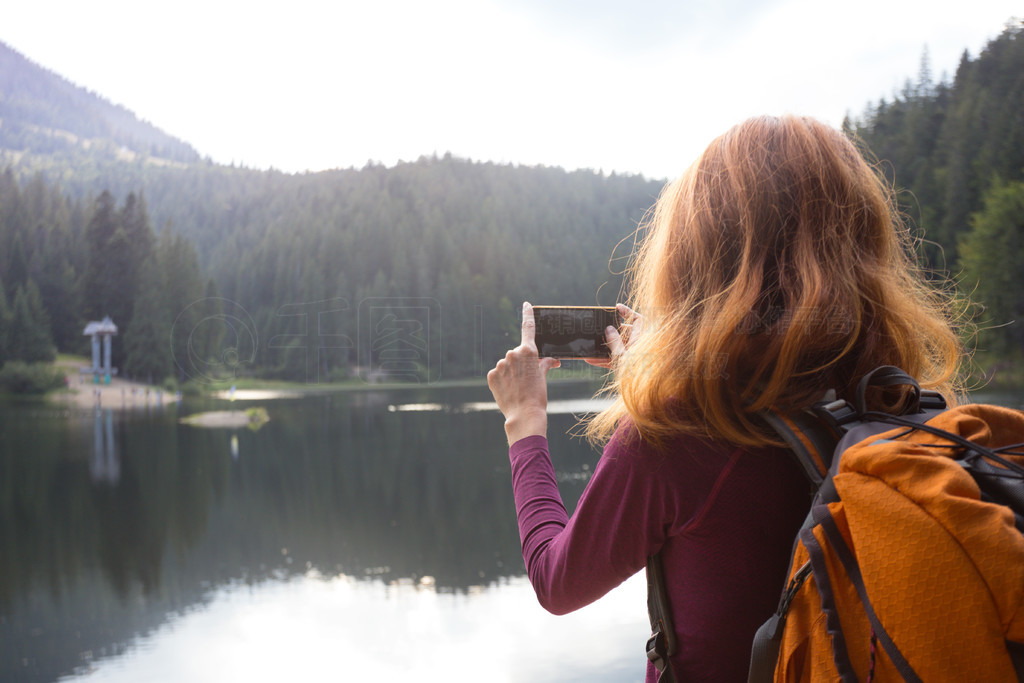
532, 306, 619, 359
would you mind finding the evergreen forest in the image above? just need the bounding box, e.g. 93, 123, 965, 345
847, 20, 1024, 364
1, 20, 1023, 389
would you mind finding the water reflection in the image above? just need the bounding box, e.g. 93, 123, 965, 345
211, 389, 305, 401
398, 397, 615, 415
63, 572, 648, 683
0, 383, 624, 682
90, 410, 119, 485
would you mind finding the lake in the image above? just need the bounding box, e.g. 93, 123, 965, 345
4, 382, 1022, 683
0, 381, 650, 683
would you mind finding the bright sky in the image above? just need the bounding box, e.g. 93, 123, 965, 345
2, 0, 1020, 180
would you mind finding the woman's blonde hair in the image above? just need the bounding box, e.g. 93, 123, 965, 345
587, 115, 965, 447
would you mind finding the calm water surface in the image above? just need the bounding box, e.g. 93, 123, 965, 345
5, 384, 1021, 683
0, 382, 649, 683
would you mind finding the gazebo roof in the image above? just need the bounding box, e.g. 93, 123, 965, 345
83, 316, 118, 336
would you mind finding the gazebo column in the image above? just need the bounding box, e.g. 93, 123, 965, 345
103, 334, 112, 375
92, 334, 101, 372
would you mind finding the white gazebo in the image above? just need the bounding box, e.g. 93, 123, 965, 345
82, 316, 118, 381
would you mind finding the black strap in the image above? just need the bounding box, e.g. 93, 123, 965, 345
747, 616, 783, 683
860, 410, 1024, 477
646, 551, 678, 682
854, 365, 921, 415
816, 505, 922, 682
759, 409, 837, 486
749, 406, 845, 683
747, 561, 812, 683
1007, 641, 1024, 682
801, 517, 858, 682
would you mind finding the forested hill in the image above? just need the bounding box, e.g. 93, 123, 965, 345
0, 155, 663, 383
0, 41, 200, 166
849, 18, 1024, 357
3, 21, 1023, 387
0, 37, 664, 383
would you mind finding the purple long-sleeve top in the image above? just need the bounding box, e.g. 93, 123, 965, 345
509, 424, 809, 682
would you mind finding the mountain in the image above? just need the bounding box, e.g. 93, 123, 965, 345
8, 22, 1020, 381
0, 41, 201, 167
0, 40, 664, 381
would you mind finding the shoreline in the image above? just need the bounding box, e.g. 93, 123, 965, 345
50, 374, 180, 411
48, 357, 179, 412
39, 356, 608, 411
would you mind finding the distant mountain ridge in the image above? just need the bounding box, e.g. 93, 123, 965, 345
2, 23, 1023, 380
0, 41, 201, 166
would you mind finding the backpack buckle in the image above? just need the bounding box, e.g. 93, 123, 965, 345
647, 631, 668, 671
813, 399, 860, 433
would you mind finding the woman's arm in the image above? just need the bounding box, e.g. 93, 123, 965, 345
508, 429, 675, 614
491, 301, 653, 612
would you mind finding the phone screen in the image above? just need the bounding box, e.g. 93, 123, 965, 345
533, 306, 618, 359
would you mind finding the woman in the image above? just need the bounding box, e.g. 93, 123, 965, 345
486, 115, 964, 682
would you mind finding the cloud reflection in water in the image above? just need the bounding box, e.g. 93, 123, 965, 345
390, 398, 614, 415
66, 572, 648, 683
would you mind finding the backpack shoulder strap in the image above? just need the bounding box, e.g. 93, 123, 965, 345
759, 408, 840, 487
747, 407, 843, 683
646, 551, 679, 682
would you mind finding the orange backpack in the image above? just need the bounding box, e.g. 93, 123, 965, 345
748, 367, 1024, 682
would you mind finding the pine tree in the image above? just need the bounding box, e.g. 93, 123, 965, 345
119, 191, 156, 299
37, 259, 83, 354
959, 178, 1024, 354
191, 279, 224, 370
82, 190, 157, 368
7, 278, 55, 363
0, 273, 10, 365
156, 227, 203, 382
82, 190, 119, 321
123, 256, 170, 383
6, 234, 28, 295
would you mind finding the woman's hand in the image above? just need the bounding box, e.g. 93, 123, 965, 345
586, 303, 643, 369
487, 302, 562, 445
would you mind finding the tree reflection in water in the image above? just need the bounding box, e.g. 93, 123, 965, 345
90, 410, 119, 485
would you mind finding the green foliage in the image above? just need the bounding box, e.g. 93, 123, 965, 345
852, 19, 1024, 359
7, 279, 55, 363
81, 190, 157, 370
190, 280, 224, 368
851, 21, 1024, 269
177, 379, 205, 396
0, 274, 9, 364
959, 178, 1024, 353
0, 170, 196, 382
17, 156, 659, 380
158, 227, 204, 381
0, 360, 63, 394
123, 255, 170, 382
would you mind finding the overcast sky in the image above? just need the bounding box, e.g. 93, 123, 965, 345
2, 1, 1020, 180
